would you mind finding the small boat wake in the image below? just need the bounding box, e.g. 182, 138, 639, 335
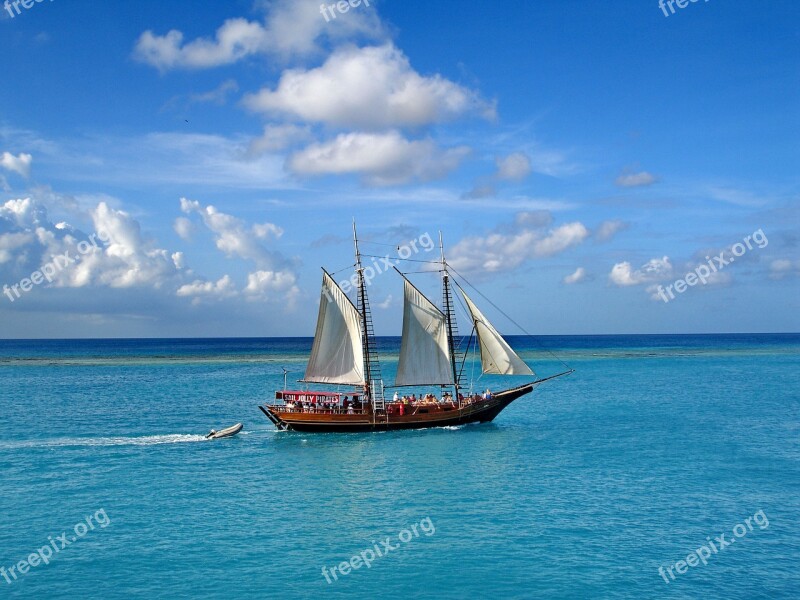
0, 433, 209, 449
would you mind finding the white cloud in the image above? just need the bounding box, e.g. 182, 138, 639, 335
769, 258, 800, 280
563, 267, 587, 285
0, 152, 32, 178
247, 124, 312, 156
253, 222, 284, 240
450, 214, 589, 274
595, 220, 629, 243
133, 20, 269, 71
190, 79, 239, 105
377, 294, 393, 309
173, 216, 194, 240
177, 275, 237, 305
514, 210, 553, 229
527, 148, 579, 177
609, 256, 672, 287
288, 131, 470, 186
0, 197, 183, 290
171, 251, 186, 269
244, 269, 300, 307
462, 184, 495, 200
133, 0, 385, 71
179, 197, 289, 269
244, 44, 495, 128
615, 171, 656, 188
706, 186, 767, 207
496, 152, 532, 182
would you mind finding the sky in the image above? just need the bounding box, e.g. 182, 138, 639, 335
0, 0, 797, 338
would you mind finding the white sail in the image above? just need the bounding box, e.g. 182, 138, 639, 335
303, 271, 365, 385
461, 290, 534, 376
395, 279, 454, 386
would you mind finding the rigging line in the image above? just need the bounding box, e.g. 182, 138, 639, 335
328, 263, 356, 278
447, 265, 572, 372
457, 325, 476, 385
360, 254, 442, 264
358, 241, 405, 247
451, 286, 472, 353
398, 269, 441, 275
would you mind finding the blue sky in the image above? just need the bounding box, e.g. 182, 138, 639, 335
0, 0, 797, 337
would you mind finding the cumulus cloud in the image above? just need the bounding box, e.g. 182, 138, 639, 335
288, 131, 470, 186
244, 269, 300, 307
563, 267, 587, 285
0, 194, 301, 321
615, 171, 657, 188
595, 220, 629, 243
252, 222, 284, 240
133, 0, 385, 71
173, 216, 194, 240
244, 44, 495, 129
449, 213, 590, 274
0, 197, 182, 290
247, 124, 312, 156
134, 20, 266, 71
179, 198, 289, 268
496, 152, 532, 182
609, 256, 673, 287
0, 152, 32, 178
177, 275, 237, 305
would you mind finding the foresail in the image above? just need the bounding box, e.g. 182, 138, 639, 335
303, 271, 365, 385
461, 290, 534, 376
395, 279, 454, 386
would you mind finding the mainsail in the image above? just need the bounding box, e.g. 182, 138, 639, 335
303, 271, 365, 385
395, 278, 454, 386
460, 290, 534, 376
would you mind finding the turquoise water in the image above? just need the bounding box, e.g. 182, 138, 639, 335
0, 335, 798, 599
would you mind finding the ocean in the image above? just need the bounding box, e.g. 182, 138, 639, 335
0, 334, 798, 599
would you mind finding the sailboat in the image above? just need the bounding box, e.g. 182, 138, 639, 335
258, 225, 573, 432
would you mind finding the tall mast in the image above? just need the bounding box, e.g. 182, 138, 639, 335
353, 222, 384, 412
440, 232, 460, 400
353, 221, 371, 398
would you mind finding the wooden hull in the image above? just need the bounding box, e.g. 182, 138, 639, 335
259, 383, 535, 433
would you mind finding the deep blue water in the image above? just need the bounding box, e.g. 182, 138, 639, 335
0, 334, 798, 599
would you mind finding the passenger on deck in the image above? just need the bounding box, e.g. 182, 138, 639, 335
410, 393, 417, 404
393, 391, 399, 402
